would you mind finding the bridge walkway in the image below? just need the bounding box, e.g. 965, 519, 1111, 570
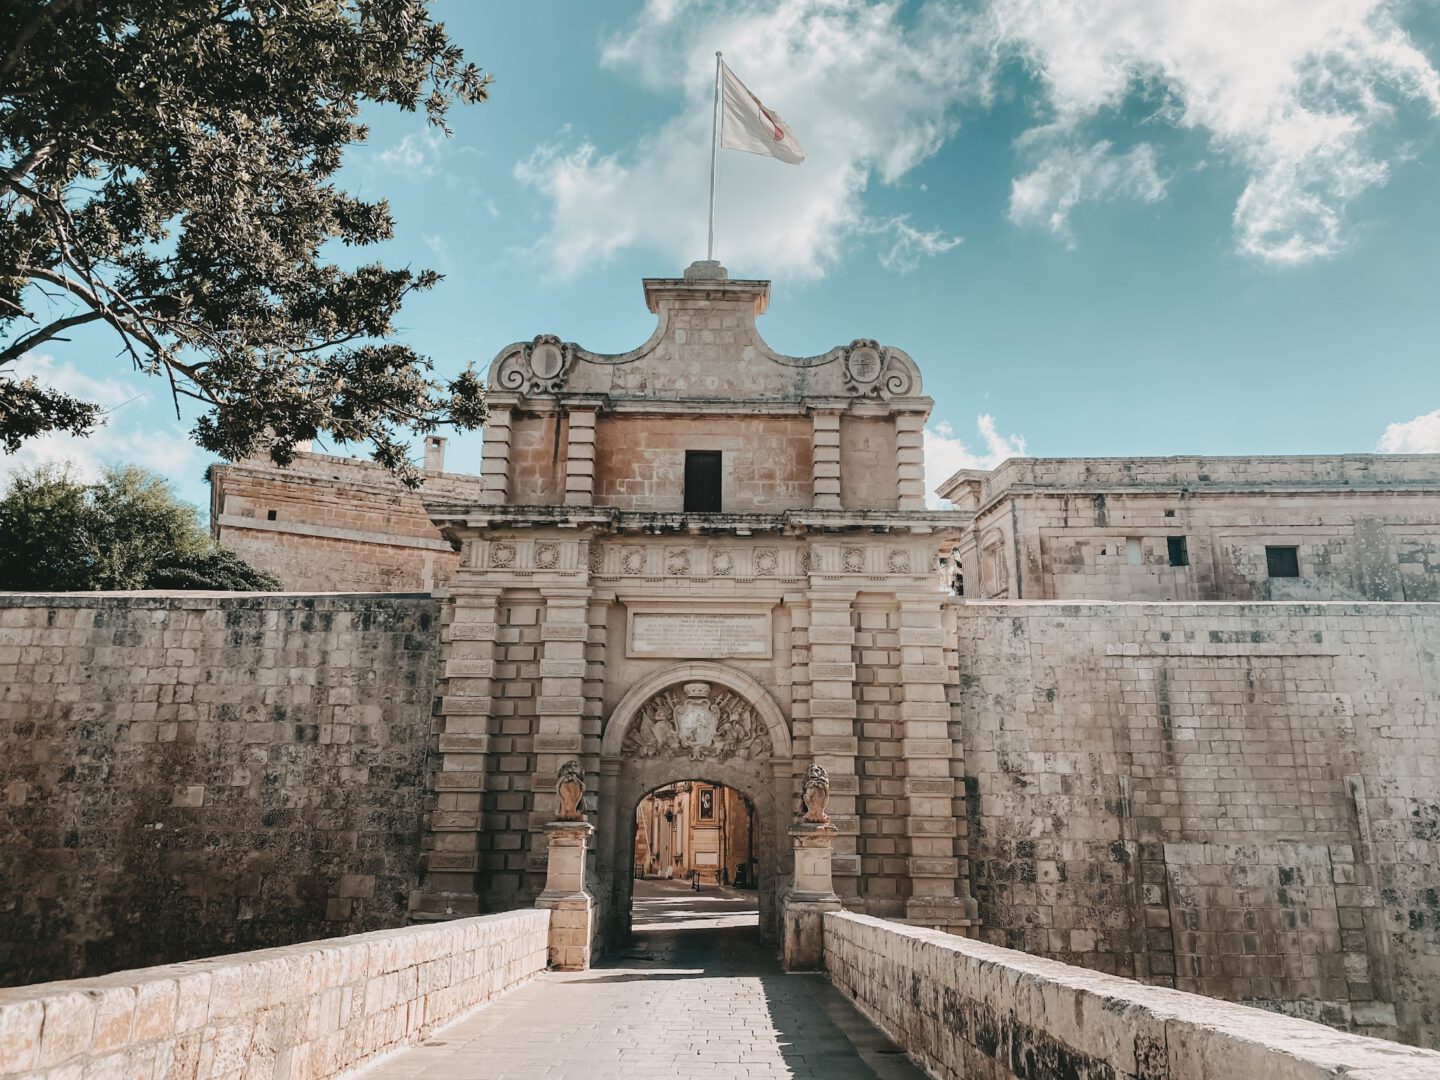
362, 880, 925, 1079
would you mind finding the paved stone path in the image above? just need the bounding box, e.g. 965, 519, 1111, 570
363, 880, 926, 1079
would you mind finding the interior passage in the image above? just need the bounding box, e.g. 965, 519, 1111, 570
361, 881, 925, 1079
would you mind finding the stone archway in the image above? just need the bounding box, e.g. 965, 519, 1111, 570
596, 663, 793, 947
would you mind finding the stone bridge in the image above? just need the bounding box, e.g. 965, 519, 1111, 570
4, 820, 1439, 1080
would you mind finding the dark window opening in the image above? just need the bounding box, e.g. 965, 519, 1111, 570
1167, 536, 1189, 567
1164, 509, 1176, 518
1266, 545, 1300, 578
684, 450, 722, 513
266, 509, 277, 521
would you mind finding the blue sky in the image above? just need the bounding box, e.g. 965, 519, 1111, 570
8, 0, 1440, 511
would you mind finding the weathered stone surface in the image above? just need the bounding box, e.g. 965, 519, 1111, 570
0, 908, 548, 1080
824, 911, 1440, 1080
0, 592, 440, 985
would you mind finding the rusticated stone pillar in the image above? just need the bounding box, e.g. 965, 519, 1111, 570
783, 822, 841, 971
536, 821, 595, 970
899, 594, 978, 934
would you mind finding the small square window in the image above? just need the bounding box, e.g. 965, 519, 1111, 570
266, 509, 277, 521
684, 451, 722, 513
1266, 545, 1300, 578
1167, 536, 1188, 567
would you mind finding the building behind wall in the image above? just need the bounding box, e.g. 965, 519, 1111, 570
941, 455, 1440, 602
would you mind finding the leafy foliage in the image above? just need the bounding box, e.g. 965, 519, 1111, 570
0, 1, 489, 485
0, 463, 281, 591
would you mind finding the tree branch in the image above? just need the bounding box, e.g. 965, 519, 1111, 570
0, 309, 108, 365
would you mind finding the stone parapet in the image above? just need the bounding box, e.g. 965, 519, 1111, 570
823, 912, 1440, 1080
0, 909, 549, 1080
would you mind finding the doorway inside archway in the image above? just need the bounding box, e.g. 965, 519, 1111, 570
630, 781, 759, 936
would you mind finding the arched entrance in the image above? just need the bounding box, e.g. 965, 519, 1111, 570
597, 662, 793, 947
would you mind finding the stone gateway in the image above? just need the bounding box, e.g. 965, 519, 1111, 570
2, 261, 1439, 1052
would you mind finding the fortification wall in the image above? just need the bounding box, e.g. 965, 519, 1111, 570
954, 600, 1440, 1047
0, 593, 441, 986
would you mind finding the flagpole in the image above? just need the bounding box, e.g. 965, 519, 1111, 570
707, 50, 722, 261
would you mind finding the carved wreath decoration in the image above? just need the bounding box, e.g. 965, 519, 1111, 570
842, 546, 865, 573
622, 682, 771, 762
754, 548, 779, 576
665, 548, 691, 576
622, 547, 645, 575
490, 542, 516, 569
534, 542, 560, 570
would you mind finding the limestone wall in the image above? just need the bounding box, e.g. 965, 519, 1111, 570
954, 600, 1440, 1046
591, 414, 813, 512
0, 908, 549, 1079
823, 912, 1440, 1080
211, 452, 478, 592
0, 593, 441, 985
945, 455, 1440, 602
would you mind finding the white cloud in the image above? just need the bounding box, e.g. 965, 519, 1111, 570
925, 415, 1028, 508
1, 355, 198, 488
376, 130, 446, 178
516, 0, 1440, 274
515, 0, 986, 280
990, 0, 1440, 263
1009, 140, 1166, 243
872, 216, 964, 273
1378, 409, 1440, 453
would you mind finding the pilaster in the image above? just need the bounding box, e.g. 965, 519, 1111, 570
529, 590, 593, 846
899, 594, 978, 934
895, 410, 927, 511
564, 407, 598, 506
811, 408, 843, 509
478, 404, 512, 504
410, 585, 502, 920
806, 593, 861, 902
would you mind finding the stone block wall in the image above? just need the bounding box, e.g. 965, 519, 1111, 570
953, 600, 1440, 1046
823, 911, 1440, 1080
211, 452, 478, 592
944, 455, 1440, 603
0, 908, 549, 1080
591, 415, 813, 512
0, 593, 441, 986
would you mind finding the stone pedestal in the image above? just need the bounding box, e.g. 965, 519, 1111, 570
782, 822, 841, 971
535, 821, 595, 970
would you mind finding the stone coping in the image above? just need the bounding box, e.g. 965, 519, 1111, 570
950, 598, 1440, 614
0, 591, 434, 605
0, 909, 550, 1079
823, 912, 1440, 1080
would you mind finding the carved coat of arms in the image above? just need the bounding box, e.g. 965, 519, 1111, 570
622, 682, 770, 762
674, 683, 718, 756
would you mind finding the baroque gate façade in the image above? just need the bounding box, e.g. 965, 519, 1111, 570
409, 261, 979, 950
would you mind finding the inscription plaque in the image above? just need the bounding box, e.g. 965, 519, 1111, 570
628, 611, 771, 658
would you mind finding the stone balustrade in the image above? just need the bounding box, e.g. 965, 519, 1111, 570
0, 909, 549, 1080
823, 912, 1440, 1079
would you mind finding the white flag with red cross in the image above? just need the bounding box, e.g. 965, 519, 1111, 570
718, 61, 805, 165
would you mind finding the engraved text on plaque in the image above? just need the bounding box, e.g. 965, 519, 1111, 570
628, 611, 771, 658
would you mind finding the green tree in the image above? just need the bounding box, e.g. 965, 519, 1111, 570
0, 1, 489, 485
0, 463, 281, 591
